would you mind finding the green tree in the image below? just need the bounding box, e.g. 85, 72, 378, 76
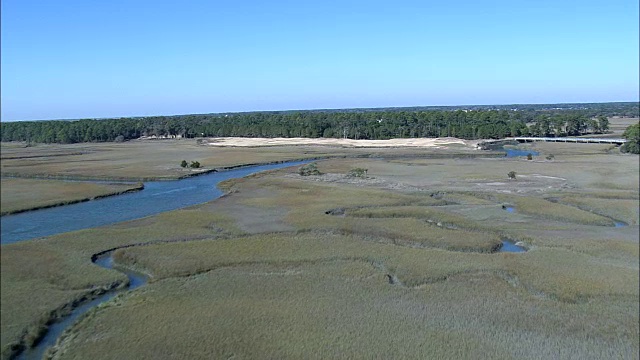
180, 160, 188, 168
586, 119, 599, 134
621, 123, 640, 154
597, 116, 610, 133
507, 171, 517, 180
565, 115, 586, 136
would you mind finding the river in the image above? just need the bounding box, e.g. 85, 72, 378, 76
1, 161, 308, 244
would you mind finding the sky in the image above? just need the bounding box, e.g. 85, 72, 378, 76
1, 0, 638, 121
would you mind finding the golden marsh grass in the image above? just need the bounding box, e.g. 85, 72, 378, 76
1, 141, 638, 359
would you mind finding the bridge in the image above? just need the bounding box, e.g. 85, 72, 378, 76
511, 137, 627, 145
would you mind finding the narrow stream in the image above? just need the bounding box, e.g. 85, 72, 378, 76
5, 156, 630, 358
502, 204, 629, 228
19, 253, 148, 360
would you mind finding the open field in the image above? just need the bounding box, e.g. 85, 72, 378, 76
1, 138, 638, 359
605, 117, 639, 136
0, 178, 142, 215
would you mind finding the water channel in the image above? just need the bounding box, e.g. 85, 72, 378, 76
7, 161, 308, 360
498, 240, 526, 253
504, 148, 540, 157
1, 161, 308, 244
2, 152, 619, 358
18, 253, 148, 360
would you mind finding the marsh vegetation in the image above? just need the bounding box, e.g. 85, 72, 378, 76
0, 126, 638, 359
0, 178, 142, 216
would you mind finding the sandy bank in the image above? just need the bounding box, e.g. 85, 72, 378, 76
202, 137, 478, 148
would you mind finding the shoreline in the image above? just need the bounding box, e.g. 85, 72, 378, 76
0, 184, 145, 217
1, 151, 509, 218
0, 157, 326, 183
4, 280, 126, 360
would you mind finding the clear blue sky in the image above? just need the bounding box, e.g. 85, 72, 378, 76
1, 0, 638, 121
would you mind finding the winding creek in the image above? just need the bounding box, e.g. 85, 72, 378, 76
4, 152, 627, 359
1, 161, 308, 244
18, 253, 148, 360
4, 161, 308, 360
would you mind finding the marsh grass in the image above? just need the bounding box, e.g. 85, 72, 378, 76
111, 231, 638, 303
52, 236, 638, 359
0, 242, 126, 358
555, 196, 639, 225
0, 208, 242, 357
0, 140, 471, 181
2, 146, 638, 359
347, 205, 493, 232
47, 263, 522, 360
461, 192, 617, 226
508, 196, 616, 225
227, 177, 501, 252
0, 179, 142, 215
0, 141, 334, 180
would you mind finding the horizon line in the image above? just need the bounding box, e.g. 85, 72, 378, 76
2, 100, 638, 122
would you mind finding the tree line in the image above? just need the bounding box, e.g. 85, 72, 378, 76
0, 109, 622, 144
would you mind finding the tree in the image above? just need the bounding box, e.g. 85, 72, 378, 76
621, 123, 640, 154
508, 171, 517, 180
552, 117, 566, 136
565, 117, 580, 136
526, 153, 533, 160
190, 161, 201, 168
597, 116, 610, 133
586, 119, 599, 134
1, 107, 628, 145
180, 160, 188, 168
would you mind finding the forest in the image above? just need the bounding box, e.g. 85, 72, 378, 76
1, 102, 637, 144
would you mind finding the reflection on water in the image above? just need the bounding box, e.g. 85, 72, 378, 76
499, 240, 526, 253
504, 148, 540, 157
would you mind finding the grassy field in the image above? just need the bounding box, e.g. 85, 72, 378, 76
604, 116, 639, 136
1, 134, 638, 359
0, 178, 142, 215
49, 261, 638, 360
